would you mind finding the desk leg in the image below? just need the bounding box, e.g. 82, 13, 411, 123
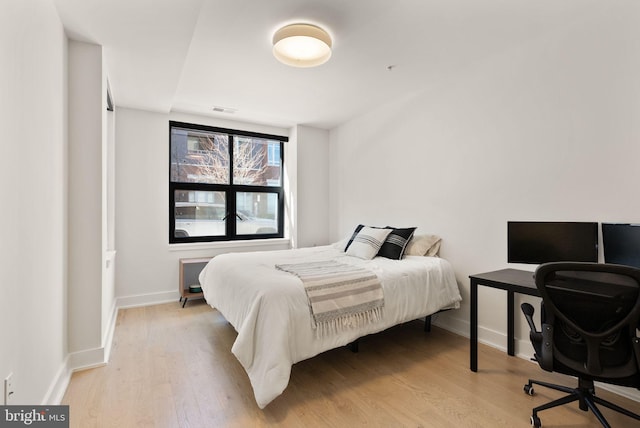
470, 279, 478, 372
507, 289, 515, 356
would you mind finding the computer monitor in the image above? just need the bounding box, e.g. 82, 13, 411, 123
508, 221, 598, 264
602, 223, 640, 269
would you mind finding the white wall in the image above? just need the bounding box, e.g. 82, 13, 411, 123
295, 126, 330, 248
0, 0, 68, 404
67, 40, 117, 372
329, 4, 640, 357
67, 40, 105, 357
103, 109, 116, 354
114, 109, 296, 305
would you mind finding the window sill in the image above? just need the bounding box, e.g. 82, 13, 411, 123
168, 237, 291, 252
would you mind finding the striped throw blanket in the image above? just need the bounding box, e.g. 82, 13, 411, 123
276, 260, 384, 337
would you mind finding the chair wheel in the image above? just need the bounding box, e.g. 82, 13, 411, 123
530, 414, 541, 427
524, 384, 535, 395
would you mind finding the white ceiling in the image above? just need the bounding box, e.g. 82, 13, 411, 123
54, 0, 598, 129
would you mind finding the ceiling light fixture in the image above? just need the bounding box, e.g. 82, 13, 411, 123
272, 23, 332, 68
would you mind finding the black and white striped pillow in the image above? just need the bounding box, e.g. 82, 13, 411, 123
346, 226, 392, 260
377, 227, 417, 260
344, 224, 365, 251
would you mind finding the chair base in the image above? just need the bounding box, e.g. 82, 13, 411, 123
524, 378, 640, 428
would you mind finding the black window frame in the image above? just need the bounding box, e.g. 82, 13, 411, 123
169, 120, 287, 244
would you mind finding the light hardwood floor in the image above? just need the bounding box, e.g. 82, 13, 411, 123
63, 301, 640, 427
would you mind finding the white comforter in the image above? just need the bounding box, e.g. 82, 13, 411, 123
199, 244, 462, 408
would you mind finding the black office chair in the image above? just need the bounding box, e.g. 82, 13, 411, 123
521, 262, 640, 428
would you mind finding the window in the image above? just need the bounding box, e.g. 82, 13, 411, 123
169, 121, 286, 243
267, 143, 280, 166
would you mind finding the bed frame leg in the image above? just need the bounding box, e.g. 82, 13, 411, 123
347, 339, 359, 353
424, 315, 432, 333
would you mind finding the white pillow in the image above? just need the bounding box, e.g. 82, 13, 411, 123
346, 226, 392, 260
405, 234, 442, 257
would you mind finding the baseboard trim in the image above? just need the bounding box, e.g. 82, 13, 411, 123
102, 301, 118, 363
66, 302, 120, 373
116, 290, 179, 309
432, 311, 473, 338
68, 347, 108, 372
44, 349, 108, 405
43, 303, 118, 404
42, 358, 72, 405
598, 382, 640, 402
435, 314, 640, 403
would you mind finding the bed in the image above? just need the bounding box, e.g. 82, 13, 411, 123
198, 236, 462, 408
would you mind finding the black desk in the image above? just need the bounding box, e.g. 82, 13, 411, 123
469, 269, 539, 372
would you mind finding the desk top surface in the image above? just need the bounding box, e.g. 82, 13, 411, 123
470, 268, 637, 299
470, 268, 538, 293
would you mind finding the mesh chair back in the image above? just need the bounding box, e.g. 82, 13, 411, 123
535, 262, 640, 380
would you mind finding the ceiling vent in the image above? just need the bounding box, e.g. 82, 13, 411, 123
212, 106, 237, 114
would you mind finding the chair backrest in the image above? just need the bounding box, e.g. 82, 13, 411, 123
534, 262, 640, 381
